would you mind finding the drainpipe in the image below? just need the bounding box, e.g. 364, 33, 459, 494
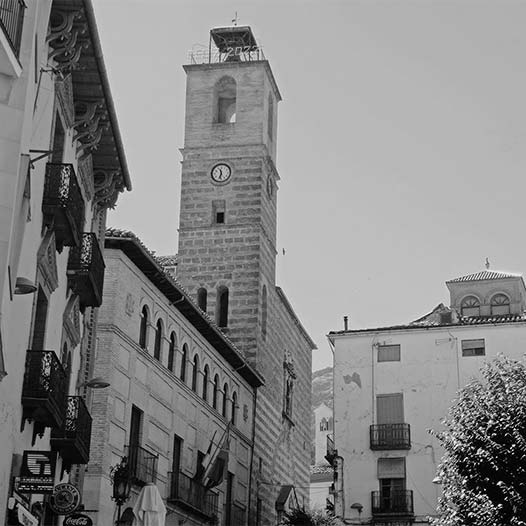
247, 385, 258, 521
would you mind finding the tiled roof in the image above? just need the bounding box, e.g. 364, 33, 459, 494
157, 254, 178, 266
328, 312, 526, 336
447, 270, 521, 283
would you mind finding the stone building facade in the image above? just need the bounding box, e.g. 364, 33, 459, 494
84, 229, 264, 526
0, 0, 130, 524
175, 27, 316, 524
328, 269, 526, 525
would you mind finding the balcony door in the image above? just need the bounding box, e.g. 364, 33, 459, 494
129, 405, 143, 477
378, 457, 406, 511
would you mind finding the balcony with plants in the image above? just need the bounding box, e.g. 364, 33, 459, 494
21, 350, 67, 443
67, 232, 105, 309
42, 163, 85, 252
51, 396, 92, 467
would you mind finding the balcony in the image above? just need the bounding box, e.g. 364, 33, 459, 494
371, 490, 414, 517
42, 163, 85, 251
370, 424, 411, 450
168, 471, 219, 521
0, 0, 25, 76
125, 444, 158, 486
51, 396, 92, 466
67, 233, 105, 309
21, 350, 67, 436
325, 433, 337, 464
230, 503, 246, 526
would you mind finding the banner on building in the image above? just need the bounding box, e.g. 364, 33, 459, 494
16, 451, 57, 494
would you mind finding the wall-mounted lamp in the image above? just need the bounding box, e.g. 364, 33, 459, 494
14, 277, 37, 295
351, 502, 363, 515
80, 377, 110, 389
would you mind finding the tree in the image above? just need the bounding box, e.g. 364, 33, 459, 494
431, 355, 526, 526
281, 508, 343, 526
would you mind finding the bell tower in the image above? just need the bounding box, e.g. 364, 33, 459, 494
177, 26, 281, 364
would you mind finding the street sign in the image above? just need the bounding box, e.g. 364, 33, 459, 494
63, 513, 93, 526
17, 451, 57, 494
49, 483, 81, 515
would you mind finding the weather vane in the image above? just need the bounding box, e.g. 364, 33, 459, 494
232, 12, 238, 26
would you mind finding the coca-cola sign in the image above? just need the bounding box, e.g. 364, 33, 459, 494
63, 513, 93, 526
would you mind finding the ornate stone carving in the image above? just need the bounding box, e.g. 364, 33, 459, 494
37, 231, 59, 294
63, 295, 81, 348
47, 10, 89, 72
94, 170, 123, 210
55, 73, 75, 128
74, 101, 108, 156
77, 154, 94, 202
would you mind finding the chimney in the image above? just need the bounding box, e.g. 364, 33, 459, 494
343, 316, 348, 331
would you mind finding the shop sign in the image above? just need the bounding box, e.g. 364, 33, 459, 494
49, 483, 81, 515
17, 451, 57, 494
16, 504, 39, 526
63, 514, 93, 526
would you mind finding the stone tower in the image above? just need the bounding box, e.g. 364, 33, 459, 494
177, 26, 315, 523
177, 26, 280, 364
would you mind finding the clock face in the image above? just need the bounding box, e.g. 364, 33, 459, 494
211, 163, 232, 183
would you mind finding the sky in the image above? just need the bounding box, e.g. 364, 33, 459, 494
92, 0, 526, 372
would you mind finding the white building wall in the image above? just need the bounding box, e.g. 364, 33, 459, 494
332, 322, 526, 524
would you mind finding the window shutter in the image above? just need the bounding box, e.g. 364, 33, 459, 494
377, 394, 404, 424
378, 344, 401, 362
378, 457, 406, 479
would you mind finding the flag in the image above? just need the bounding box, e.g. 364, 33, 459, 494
203, 424, 231, 489
195, 430, 216, 481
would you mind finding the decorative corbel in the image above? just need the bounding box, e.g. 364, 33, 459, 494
47, 10, 82, 45
74, 101, 104, 130
76, 123, 109, 154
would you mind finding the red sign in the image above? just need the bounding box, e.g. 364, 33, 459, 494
63, 514, 93, 526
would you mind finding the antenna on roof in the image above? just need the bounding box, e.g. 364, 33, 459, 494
232, 11, 238, 26
485, 257, 490, 270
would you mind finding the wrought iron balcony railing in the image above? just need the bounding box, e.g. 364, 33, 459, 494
230, 502, 246, 526
371, 490, 414, 516
51, 396, 92, 466
370, 423, 411, 450
21, 350, 67, 433
168, 471, 219, 520
42, 163, 85, 251
67, 233, 105, 308
325, 433, 337, 464
0, 0, 25, 57
125, 444, 158, 485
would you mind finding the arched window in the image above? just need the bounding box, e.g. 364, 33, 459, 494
154, 319, 163, 360
491, 293, 510, 315
461, 296, 480, 317
231, 391, 238, 425
139, 306, 149, 349
168, 332, 176, 372
202, 365, 209, 401
261, 285, 267, 340
213, 374, 220, 410
191, 354, 199, 392
180, 343, 188, 382
320, 418, 328, 431
197, 287, 207, 312
216, 286, 229, 328
215, 76, 237, 124
222, 383, 229, 418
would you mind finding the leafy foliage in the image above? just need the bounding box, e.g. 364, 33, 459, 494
281, 508, 343, 526
431, 355, 526, 526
